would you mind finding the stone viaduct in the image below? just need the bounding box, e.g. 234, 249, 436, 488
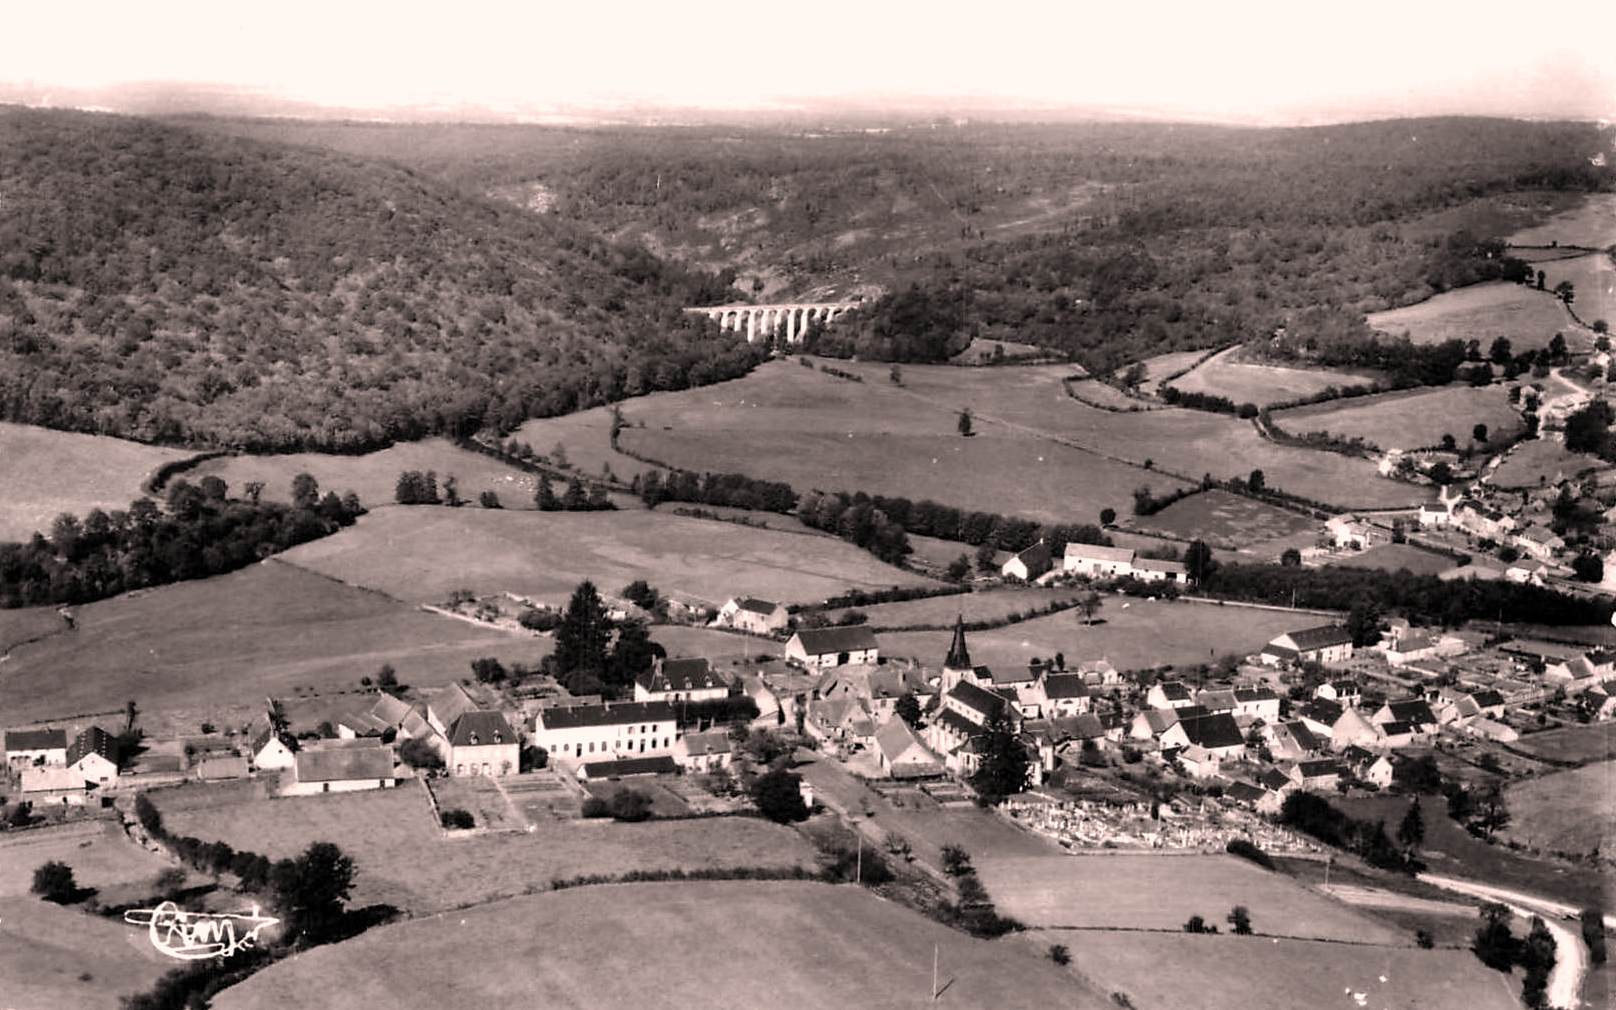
683, 301, 861, 344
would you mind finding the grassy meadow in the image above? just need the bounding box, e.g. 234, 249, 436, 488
1499, 761, 1616, 859
1129, 489, 1317, 550
819, 587, 1084, 629
1506, 192, 1616, 249
0, 561, 540, 730
0, 422, 190, 542
154, 782, 816, 915
212, 881, 1109, 1010
1537, 251, 1615, 329
978, 853, 1405, 942
878, 597, 1307, 672
1329, 543, 1457, 577
1168, 346, 1377, 407
1273, 385, 1522, 451
276, 504, 939, 608
1366, 282, 1571, 349
1490, 438, 1605, 488
0, 895, 174, 1010
0, 820, 174, 900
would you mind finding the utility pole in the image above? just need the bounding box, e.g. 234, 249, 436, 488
856, 822, 863, 885
932, 942, 939, 1001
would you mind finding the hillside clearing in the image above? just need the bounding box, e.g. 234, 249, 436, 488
0, 895, 173, 1010
1273, 385, 1522, 452
1506, 192, 1616, 249
0, 561, 537, 731
1366, 282, 1571, 349
1500, 761, 1616, 859
153, 782, 816, 915
276, 504, 938, 607
0, 422, 189, 543
1168, 346, 1377, 407
1536, 251, 1615, 329
979, 853, 1405, 943
1490, 438, 1606, 488
212, 881, 1108, 1010
1128, 489, 1317, 551
1329, 543, 1456, 577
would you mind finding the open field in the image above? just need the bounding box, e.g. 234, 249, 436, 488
1336, 795, 1591, 908
950, 336, 1046, 363
0, 895, 174, 1010
278, 505, 937, 607
1404, 189, 1586, 243
0, 422, 189, 543
879, 597, 1308, 672
1168, 346, 1378, 407
1538, 251, 1616, 329
187, 437, 538, 511
821, 587, 1082, 629
1129, 489, 1317, 549
1500, 761, 1616, 858
1510, 721, 1615, 764
0, 561, 539, 731
1126, 348, 1210, 394
512, 403, 659, 488
615, 361, 1423, 524
154, 781, 816, 915
1507, 192, 1616, 249
214, 881, 1109, 1010
1366, 281, 1571, 349
979, 853, 1405, 943
0, 604, 67, 654
1490, 438, 1606, 488
1274, 384, 1522, 452
0, 819, 174, 901
1329, 543, 1457, 577
651, 625, 779, 664
1044, 930, 1519, 1010
582, 777, 691, 818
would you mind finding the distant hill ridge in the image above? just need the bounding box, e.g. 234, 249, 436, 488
0, 107, 760, 452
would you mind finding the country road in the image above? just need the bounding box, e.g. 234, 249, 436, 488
1417, 873, 1597, 1010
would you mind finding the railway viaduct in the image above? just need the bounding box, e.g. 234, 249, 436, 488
683, 301, 861, 344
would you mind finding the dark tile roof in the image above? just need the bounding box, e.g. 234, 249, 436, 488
1234, 687, 1278, 703
448, 710, 517, 748
638, 657, 728, 694
1300, 699, 1343, 725
792, 625, 880, 655
1470, 690, 1505, 709
1282, 625, 1354, 652
5, 728, 67, 752
1157, 682, 1192, 701
1041, 674, 1090, 699
67, 726, 116, 767
934, 708, 983, 737
251, 726, 298, 756
1385, 699, 1436, 725
948, 680, 1005, 717
1009, 540, 1052, 572
1296, 759, 1342, 777
1225, 781, 1265, 803
294, 746, 395, 783
734, 597, 781, 615
1176, 713, 1244, 750
429, 683, 481, 729
580, 756, 678, 779
538, 701, 676, 731
1380, 720, 1417, 737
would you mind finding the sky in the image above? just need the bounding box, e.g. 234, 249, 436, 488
4, 0, 1613, 123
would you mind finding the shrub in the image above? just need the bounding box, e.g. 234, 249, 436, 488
31, 861, 78, 903
1048, 943, 1071, 965
750, 769, 810, 823
1227, 905, 1252, 935
608, 789, 654, 822
581, 797, 610, 819
440, 808, 475, 830
1224, 838, 1275, 870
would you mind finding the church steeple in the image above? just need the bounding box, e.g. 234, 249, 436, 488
944, 614, 971, 670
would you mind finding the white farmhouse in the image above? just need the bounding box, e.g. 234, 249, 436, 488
786, 626, 880, 669
533, 701, 677, 768
717, 597, 789, 635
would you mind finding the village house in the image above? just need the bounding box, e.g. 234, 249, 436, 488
1159, 712, 1246, 760
21, 764, 89, 803
1417, 499, 1453, 528
1297, 698, 1344, 739
67, 726, 118, 788
673, 729, 732, 773
1372, 698, 1438, 736
445, 710, 520, 776
1514, 525, 1566, 562
805, 695, 878, 751
875, 718, 944, 780
634, 657, 731, 704
533, 701, 677, 768
786, 625, 880, 669
1458, 717, 1520, 743
426, 683, 482, 738
815, 663, 931, 723
1326, 514, 1388, 550
249, 726, 297, 771
1262, 625, 1354, 666
284, 746, 398, 796
1288, 758, 1344, 791
1034, 672, 1092, 718
1232, 686, 1280, 721
1132, 557, 1189, 583
1146, 681, 1197, 711
716, 596, 789, 635
1129, 706, 1183, 742
1313, 679, 1362, 707
1077, 659, 1123, 687
4, 728, 67, 768
1001, 540, 1053, 582
1452, 499, 1516, 541
1062, 543, 1137, 579
1194, 688, 1238, 715
1264, 720, 1323, 761
1329, 706, 1384, 751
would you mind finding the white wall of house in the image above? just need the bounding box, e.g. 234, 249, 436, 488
283, 777, 396, 797
449, 742, 520, 777
535, 718, 677, 766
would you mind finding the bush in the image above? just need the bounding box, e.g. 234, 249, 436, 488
1227, 905, 1252, 935
31, 861, 78, 903
1183, 915, 1217, 934
1224, 838, 1275, 870
581, 797, 610, 819
1048, 943, 1071, 965
440, 808, 475, 830
519, 608, 560, 632
608, 789, 654, 822
821, 844, 894, 885
398, 737, 444, 771
750, 769, 810, 823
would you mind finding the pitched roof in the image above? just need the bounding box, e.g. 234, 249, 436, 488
1041, 673, 1090, 699
732, 597, 782, 615
429, 683, 481, 729
944, 615, 972, 670
538, 701, 676, 731
638, 657, 728, 694
1280, 625, 1354, 651
1007, 540, 1052, 571
368, 693, 413, 726
792, 625, 880, 656
1225, 781, 1265, 803
1155, 681, 1192, 701
680, 730, 731, 757
251, 726, 297, 756
1471, 689, 1505, 709
1065, 543, 1135, 565
448, 710, 516, 748
1134, 557, 1188, 575
1384, 699, 1437, 725
1235, 687, 1278, 704
1295, 759, 1343, 777
934, 708, 983, 738
580, 756, 678, 779
5, 728, 67, 752
988, 664, 1037, 686
876, 719, 929, 761
1196, 689, 1238, 711
947, 680, 1005, 717
1050, 713, 1105, 741
1299, 699, 1343, 725
1138, 708, 1179, 735
67, 726, 116, 767
294, 746, 395, 783
1175, 713, 1244, 750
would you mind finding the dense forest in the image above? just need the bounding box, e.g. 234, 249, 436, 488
0, 109, 762, 451
182, 115, 1612, 373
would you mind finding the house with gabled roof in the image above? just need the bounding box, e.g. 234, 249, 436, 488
336, 710, 393, 740
1288, 759, 1344, 791
786, 626, 880, 669
635, 657, 730, 704
875, 719, 944, 780
1132, 557, 1188, 584
67, 726, 118, 787
1372, 699, 1437, 734
1147, 681, 1197, 711
1160, 712, 1245, 759
1034, 673, 1091, 718
446, 710, 519, 776
1232, 686, 1280, 721
1297, 698, 1344, 739
1262, 626, 1354, 666
1330, 706, 1383, 751
674, 730, 732, 773
534, 701, 676, 768
1514, 525, 1565, 563
1001, 540, 1053, 582
426, 683, 482, 738
1195, 688, 1238, 715
1064, 543, 1137, 579
5, 728, 67, 768
249, 725, 298, 771
1314, 680, 1362, 707
1264, 720, 1323, 761
717, 596, 789, 635
579, 755, 679, 780
284, 746, 397, 796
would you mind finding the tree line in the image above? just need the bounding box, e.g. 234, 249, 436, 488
0, 474, 363, 608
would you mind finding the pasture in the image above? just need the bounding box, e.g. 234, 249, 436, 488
0, 604, 67, 654
153, 781, 817, 915
1167, 346, 1377, 407
950, 336, 1047, 362
0, 561, 540, 732
1506, 191, 1616, 249
1125, 348, 1209, 393
212, 881, 1107, 1010
0, 895, 174, 1010
277, 504, 938, 607
1510, 721, 1614, 764
1328, 543, 1456, 577
1046, 930, 1519, 1010
820, 587, 1082, 629
512, 403, 661, 487
1500, 761, 1616, 859
1538, 251, 1615, 329
1365, 282, 1570, 349
1129, 489, 1317, 550
0, 422, 189, 543
878, 597, 1307, 672
187, 437, 537, 511
978, 853, 1404, 943
1273, 384, 1522, 452
1490, 438, 1605, 488
0, 819, 173, 900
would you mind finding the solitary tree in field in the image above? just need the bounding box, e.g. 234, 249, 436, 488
1397, 797, 1425, 854
1248, 469, 1265, 492
291, 472, 320, 510
31, 861, 78, 903
941, 845, 974, 877
1100, 507, 1116, 527
957, 409, 974, 437
1472, 423, 1488, 444
1226, 906, 1252, 935
1184, 540, 1215, 586
479, 490, 501, 509
1554, 281, 1575, 306
1440, 433, 1457, 451
1079, 591, 1103, 626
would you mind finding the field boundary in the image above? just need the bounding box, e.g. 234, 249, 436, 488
1179, 595, 1343, 618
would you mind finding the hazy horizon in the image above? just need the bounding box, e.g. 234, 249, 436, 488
3, 0, 1614, 127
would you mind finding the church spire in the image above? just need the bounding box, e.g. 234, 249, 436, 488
945, 614, 971, 670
